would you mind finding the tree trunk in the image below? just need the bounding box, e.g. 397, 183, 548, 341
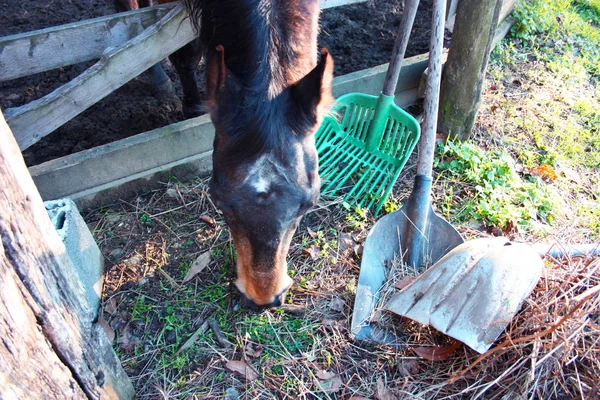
438, 0, 503, 140
0, 111, 133, 399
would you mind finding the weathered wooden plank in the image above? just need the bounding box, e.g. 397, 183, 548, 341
332, 52, 429, 98
320, 0, 368, 9
30, 114, 215, 201
0, 4, 175, 83
0, 111, 134, 399
500, 0, 518, 23
29, 54, 427, 207
493, 16, 515, 47
5, 4, 196, 151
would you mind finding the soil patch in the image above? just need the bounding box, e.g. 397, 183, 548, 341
0, 0, 436, 166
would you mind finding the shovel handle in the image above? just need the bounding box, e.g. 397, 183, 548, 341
417, 0, 447, 177
382, 0, 420, 96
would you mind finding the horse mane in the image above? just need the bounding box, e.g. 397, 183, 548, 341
183, 0, 320, 161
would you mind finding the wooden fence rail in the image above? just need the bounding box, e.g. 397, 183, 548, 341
5, 4, 196, 151
0, 4, 175, 82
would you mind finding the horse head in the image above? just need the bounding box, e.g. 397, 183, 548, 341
207, 46, 333, 308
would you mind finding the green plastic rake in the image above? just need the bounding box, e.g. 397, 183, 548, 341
315, 0, 421, 215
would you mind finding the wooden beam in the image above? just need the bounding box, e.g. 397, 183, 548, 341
320, 0, 368, 8
29, 54, 428, 207
0, 4, 175, 83
499, 0, 518, 23
5, 4, 197, 151
29, 114, 215, 202
0, 111, 134, 399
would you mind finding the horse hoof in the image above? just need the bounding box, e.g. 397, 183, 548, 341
183, 104, 204, 119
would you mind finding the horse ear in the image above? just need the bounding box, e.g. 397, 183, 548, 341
206, 45, 227, 102
290, 48, 334, 127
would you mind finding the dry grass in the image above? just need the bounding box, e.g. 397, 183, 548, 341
87, 174, 600, 399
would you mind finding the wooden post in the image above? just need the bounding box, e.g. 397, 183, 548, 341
438, 0, 503, 140
0, 111, 134, 399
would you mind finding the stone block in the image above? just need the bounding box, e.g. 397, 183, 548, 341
45, 198, 104, 317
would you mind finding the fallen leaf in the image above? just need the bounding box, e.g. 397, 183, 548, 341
307, 227, 317, 238
200, 215, 216, 225
97, 315, 115, 344
182, 251, 211, 283
376, 376, 397, 400
486, 225, 504, 237
338, 232, 355, 254
244, 343, 263, 358
118, 324, 139, 354
490, 84, 497, 90
394, 276, 415, 290
225, 360, 259, 381
329, 296, 345, 312
352, 231, 367, 243
397, 359, 420, 376
305, 245, 321, 260
503, 220, 518, 236
413, 341, 461, 361
104, 297, 118, 316
531, 164, 558, 181
322, 319, 344, 330
435, 133, 449, 144
319, 374, 343, 393
353, 243, 364, 256
316, 370, 336, 380
177, 320, 209, 355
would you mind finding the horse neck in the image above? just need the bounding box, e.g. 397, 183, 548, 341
203, 0, 320, 97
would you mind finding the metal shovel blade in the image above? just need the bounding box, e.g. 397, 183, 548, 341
350, 189, 463, 343
385, 237, 544, 353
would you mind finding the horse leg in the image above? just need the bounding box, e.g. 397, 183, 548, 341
169, 38, 203, 119
114, 0, 174, 98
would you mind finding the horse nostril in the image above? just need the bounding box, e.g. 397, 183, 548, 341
271, 294, 283, 308
240, 293, 263, 310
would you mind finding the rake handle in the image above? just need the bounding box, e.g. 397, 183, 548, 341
382, 0, 421, 96
417, 0, 446, 178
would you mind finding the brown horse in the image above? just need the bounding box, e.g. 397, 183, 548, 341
121, 0, 333, 308
189, 0, 333, 309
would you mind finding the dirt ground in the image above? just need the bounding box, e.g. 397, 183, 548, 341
0, 0, 437, 166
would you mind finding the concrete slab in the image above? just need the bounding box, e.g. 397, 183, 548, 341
46, 198, 104, 317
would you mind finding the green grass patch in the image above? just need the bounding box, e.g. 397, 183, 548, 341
436, 141, 562, 231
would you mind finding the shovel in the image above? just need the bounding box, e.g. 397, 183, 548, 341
350, 0, 463, 343
384, 239, 599, 353
315, 0, 422, 215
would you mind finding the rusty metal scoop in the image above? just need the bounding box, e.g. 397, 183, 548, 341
385, 237, 544, 353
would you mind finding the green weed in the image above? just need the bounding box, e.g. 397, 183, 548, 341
436, 141, 561, 230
